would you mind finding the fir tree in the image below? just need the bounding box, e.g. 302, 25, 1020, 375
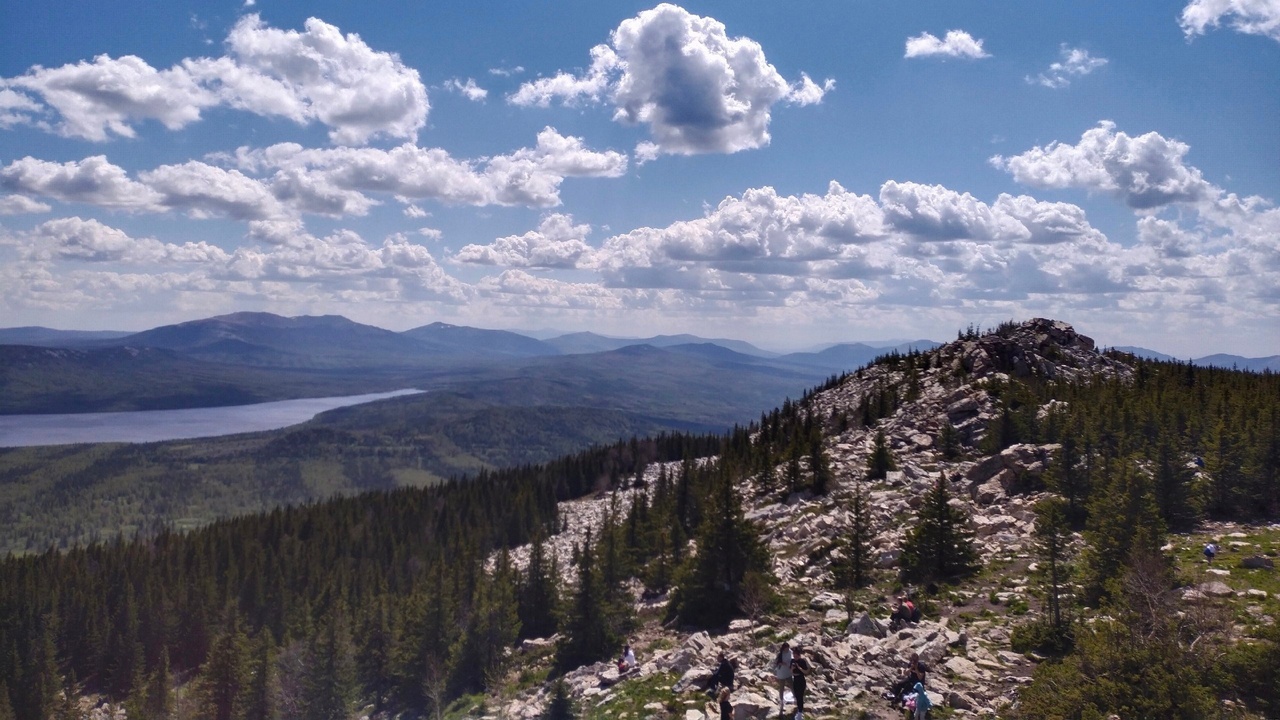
1080, 458, 1167, 606
1032, 496, 1074, 651
899, 473, 979, 584
243, 634, 276, 720
556, 530, 615, 671
867, 430, 895, 480
541, 678, 577, 720
302, 607, 356, 720
518, 534, 560, 640
673, 469, 773, 626
0, 681, 12, 720
808, 437, 832, 495
197, 625, 249, 720
834, 479, 874, 589
355, 601, 393, 713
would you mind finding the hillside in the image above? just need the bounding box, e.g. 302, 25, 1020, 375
2, 319, 1278, 720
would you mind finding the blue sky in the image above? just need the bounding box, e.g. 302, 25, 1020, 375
1, 1, 1277, 355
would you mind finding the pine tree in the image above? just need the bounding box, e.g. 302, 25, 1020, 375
867, 430, 895, 480
834, 479, 874, 589
899, 473, 979, 584
673, 469, 773, 626
1080, 458, 1167, 606
197, 625, 249, 720
355, 601, 394, 712
556, 530, 614, 671
809, 437, 832, 495
243, 634, 277, 720
302, 607, 356, 720
1032, 496, 1073, 651
0, 681, 12, 720
541, 678, 577, 720
518, 532, 560, 640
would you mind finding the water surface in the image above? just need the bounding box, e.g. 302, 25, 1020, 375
0, 389, 423, 447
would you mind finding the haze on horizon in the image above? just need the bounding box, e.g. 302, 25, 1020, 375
1, 1, 1277, 359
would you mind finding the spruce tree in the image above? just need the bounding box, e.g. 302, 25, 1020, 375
809, 437, 832, 495
302, 607, 356, 720
519, 534, 560, 640
1080, 458, 1167, 606
355, 601, 393, 713
673, 469, 773, 626
556, 530, 615, 671
1032, 496, 1073, 650
198, 625, 249, 720
867, 430, 896, 480
899, 473, 979, 584
243, 634, 276, 720
541, 678, 577, 720
835, 479, 874, 589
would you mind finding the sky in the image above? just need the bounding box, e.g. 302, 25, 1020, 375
0, 1, 1278, 356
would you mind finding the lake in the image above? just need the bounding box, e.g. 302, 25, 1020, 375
0, 389, 424, 447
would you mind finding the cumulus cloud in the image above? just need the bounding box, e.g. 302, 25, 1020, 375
510, 3, 831, 156
1180, 0, 1280, 42
455, 213, 594, 268
0, 155, 163, 210
904, 30, 990, 59
1029, 46, 1108, 88
234, 126, 625, 208
0, 195, 51, 215
21, 216, 228, 263
444, 77, 488, 101
1, 14, 428, 145
990, 121, 1214, 208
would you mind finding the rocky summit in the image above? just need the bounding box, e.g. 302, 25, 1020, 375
482, 319, 1133, 719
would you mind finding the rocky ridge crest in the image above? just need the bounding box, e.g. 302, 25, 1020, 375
493, 319, 1125, 720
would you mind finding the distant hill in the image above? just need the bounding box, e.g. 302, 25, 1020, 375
108, 312, 440, 368
401, 322, 559, 358
544, 331, 774, 357
0, 327, 131, 347
1113, 346, 1280, 372
777, 340, 943, 373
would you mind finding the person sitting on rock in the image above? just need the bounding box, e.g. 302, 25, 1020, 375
618, 643, 637, 672
706, 652, 735, 695
889, 596, 917, 630
883, 652, 927, 704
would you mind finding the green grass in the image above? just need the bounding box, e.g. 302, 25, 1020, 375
581, 671, 682, 720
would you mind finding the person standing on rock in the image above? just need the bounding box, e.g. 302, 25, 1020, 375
772, 642, 793, 713
790, 646, 812, 720
718, 688, 733, 720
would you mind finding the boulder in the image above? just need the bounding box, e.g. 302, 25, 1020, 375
848, 612, 887, 639
732, 692, 776, 720
1197, 581, 1234, 598
1242, 555, 1275, 570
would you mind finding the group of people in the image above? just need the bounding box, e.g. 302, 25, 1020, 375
768, 642, 814, 720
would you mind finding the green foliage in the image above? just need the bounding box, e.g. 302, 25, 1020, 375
1079, 458, 1167, 606
302, 608, 357, 720
866, 430, 895, 480
556, 529, 631, 672
833, 480, 874, 589
899, 473, 979, 584
671, 469, 774, 627
541, 678, 577, 720
1032, 496, 1074, 644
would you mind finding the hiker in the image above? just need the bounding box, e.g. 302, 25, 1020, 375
717, 687, 733, 720
791, 646, 813, 720
1204, 542, 1218, 564
883, 652, 927, 704
890, 596, 917, 630
618, 643, 636, 672
771, 642, 793, 712
910, 680, 932, 719
707, 652, 735, 695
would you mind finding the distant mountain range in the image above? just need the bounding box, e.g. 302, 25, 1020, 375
1112, 346, 1280, 372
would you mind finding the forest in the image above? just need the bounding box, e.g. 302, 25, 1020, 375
1, 333, 1279, 719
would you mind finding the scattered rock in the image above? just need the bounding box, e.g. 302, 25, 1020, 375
1242, 555, 1275, 570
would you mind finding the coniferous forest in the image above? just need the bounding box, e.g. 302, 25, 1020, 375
2, 338, 1280, 719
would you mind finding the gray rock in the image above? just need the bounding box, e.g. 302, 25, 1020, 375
1242, 555, 1275, 570
1198, 581, 1234, 598
848, 612, 887, 639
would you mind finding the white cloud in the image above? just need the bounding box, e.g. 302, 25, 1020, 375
990, 121, 1214, 208
1, 14, 428, 145
904, 30, 991, 59
235, 127, 625, 208
140, 161, 288, 220
0, 155, 162, 210
786, 74, 836, 106
403, 203, 429, 218
1180, 0, 1280, 42
21, 216, 229, 264
0, 195, 51, 215
477, 269, 624, 309
1029, 46, 1108, 88
455, 213, 594, 268
488, 65, 525, 77
444, 77, 488, 101
510, 3, 828, 156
